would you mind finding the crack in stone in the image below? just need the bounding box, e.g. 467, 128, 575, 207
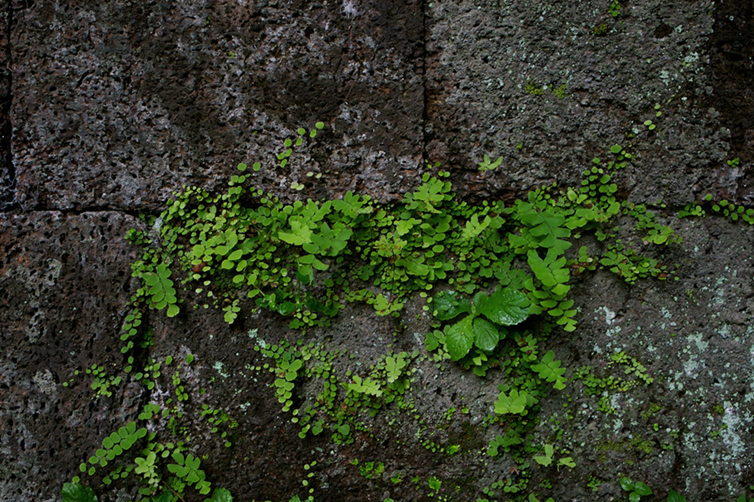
0, 1, 15, 211
421, 0, 428, 164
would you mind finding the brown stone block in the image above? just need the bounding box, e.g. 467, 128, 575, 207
0, 211, 143, 500
11, 0, 423, 212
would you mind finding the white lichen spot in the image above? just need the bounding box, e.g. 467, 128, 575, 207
606, 326, 621, 337
683, 356, 700, 379
596, 306, 616, 325
213, 361, 229, 378
721, 403, 746, 460
687, 333, 708, 352
342, 0, 358, 17
612, 417, 623, 435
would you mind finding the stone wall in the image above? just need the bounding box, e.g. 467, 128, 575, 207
1, 1, 753, 501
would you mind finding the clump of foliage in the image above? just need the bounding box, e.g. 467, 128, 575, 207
619, 477, 653, 502
64, 125, 690, 501
129, 139, 675, 339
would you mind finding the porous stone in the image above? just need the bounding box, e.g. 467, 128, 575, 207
11, 0, 423, 212
1, 0, 754, 501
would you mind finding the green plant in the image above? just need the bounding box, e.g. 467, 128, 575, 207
551, 83, 567, 99
143, 263, 179, 317
593, 23, 608, 36
431, 287, 529, 360
533, 444, 575, 470
609, 0, 620, 17
531, 350, 567, 390
206, 488, 234, 502
528, 494, 554, 502
587, 476, 602, 492
620, 477, 653, 502
666, 490, 687, 502
428, 476, 442, 496
478, 154, 503, 172
167, 451, 212, 494
62, 482, 98, 502
68, 124, 694, 501
525, 81, 544, 96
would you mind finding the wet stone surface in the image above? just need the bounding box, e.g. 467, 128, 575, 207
10, 0, 423, 212
1, 0, 754, 501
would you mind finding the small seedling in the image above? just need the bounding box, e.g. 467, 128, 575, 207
478, 155, 503, 172
609, 0, 620, 17
620, 477, 652, 502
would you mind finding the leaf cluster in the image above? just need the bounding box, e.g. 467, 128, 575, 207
432, 287, 529, 361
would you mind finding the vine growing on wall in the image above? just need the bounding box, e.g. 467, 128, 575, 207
63, 122, 704, 502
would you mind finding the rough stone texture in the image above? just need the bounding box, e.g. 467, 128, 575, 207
425, 0, 749, 206
0, 2, 13, 209
550, 216, 754, 500
0, 212, 144, 501
11, 0, 423, 212
1, 0, 754, 501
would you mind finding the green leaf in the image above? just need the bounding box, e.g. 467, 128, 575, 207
278, 220, 312, 245
473, 317, 500, 352
667, 489, 687, 502
168, 464, 189, 477
557, 457, 575, 469
444, 315, 474, 361
431, 291, 472, 321
633, 483, 652, 496
62, 483, 98, 502
629, 493, 641, 502
462, 214, 492, 240
206, 487, 234, 502
143, 264, 178, 314
620, 477, 635, 492
520, 211, 571, 249
167, 304, 180, 317
531, 350, 567, 390
494, 388, 528, 415
533, 444, 553, 466
477, 287, 529, 326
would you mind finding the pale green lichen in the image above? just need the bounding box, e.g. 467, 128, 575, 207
213, 361, 229, 378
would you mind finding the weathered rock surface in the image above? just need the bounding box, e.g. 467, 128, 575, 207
1, 0, 754, 502
0, 212, 143, 501
10, 0, 423, 212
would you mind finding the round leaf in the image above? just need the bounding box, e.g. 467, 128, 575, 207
633, 483, 652, 496
477, 287, 529, 326
431, 291, 472, 321
444, 316, 474, 361
62, 482, 98, 502
667, 490, 688, 502
208, 487, 234, 502
473, 317, 500, 352
620, 477, 635, 492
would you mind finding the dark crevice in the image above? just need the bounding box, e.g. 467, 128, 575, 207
421, 0, 428, 165
704, 0, 754, 203
0, 1, 14, 211
17, 207, 147, 219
